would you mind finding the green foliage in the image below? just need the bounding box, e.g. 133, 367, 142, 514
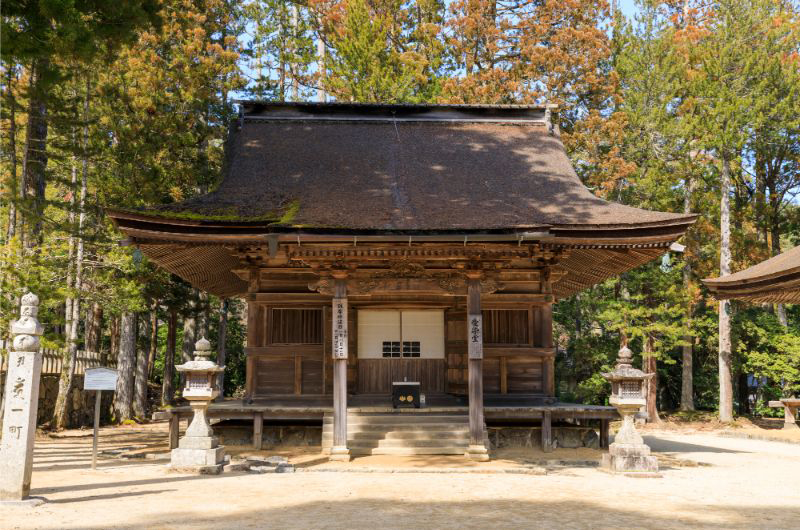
736, 308, 800, 398
320, 0, 446, 102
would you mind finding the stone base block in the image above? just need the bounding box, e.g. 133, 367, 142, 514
465, 444, 490, 462
783, 422, 800, 431
170, 445, 225, 468
608, 442, 652, 457
179, 436, 219, 450
167, 464, 225, 475
0, 497, 46, 507
601, 452, 659, 474
328, 446, 351, 462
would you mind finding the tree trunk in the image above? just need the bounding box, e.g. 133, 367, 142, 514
133, 313, 150, 419
52, 83, 89, 430
197, 290, 209, 340
147, 302, 159, 378
86, 302, 103, 353
719, 154, 734, 423
681, 176, 695, 411
5, 65, 18, 242
21, 58, 49, 248
644, 335, 660, 423
114, 312, 137, 422
162, 309, 177, 406
108, 315, 120, 366
216, 298, 228, 401
182, 295, 197, 362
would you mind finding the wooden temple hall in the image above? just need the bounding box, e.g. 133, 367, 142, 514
108, 102, 695, 460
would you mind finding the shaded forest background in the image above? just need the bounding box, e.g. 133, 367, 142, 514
1, 0, 799, 428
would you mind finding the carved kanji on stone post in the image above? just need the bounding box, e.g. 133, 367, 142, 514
0, 293, 45, 503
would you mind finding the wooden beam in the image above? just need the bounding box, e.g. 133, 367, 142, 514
253, 412, 263, 450
542, 410, 552, 452
540, 268, 555, 397
169, 414, 179, 450
599, 419, 609, 449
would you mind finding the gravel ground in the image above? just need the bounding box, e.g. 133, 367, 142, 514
1, 424, 798, 529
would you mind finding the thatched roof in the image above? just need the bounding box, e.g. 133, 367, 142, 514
108, 102, 696, 297
704, 245, 800, 303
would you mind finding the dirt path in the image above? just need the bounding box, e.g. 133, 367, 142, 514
1, 424, 798, 529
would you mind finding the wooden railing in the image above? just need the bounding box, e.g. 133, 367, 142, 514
0, 349, 115, 376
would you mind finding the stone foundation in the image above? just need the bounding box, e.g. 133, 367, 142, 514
601, 442, 659, 474
213, 423, 599, 450
214, 423, 322, 447
487, 426, 600, 450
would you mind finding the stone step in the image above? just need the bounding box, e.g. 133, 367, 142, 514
349, 447, 468, 456
322, 423, 470, 433
322, 417, 469, 426
346, 438, 470, 448
324, 414, 468, 425
324, 430, 469, 441
323, 435, 469, 447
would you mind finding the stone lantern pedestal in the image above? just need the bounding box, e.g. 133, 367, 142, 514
170, 338, 226, 474
601, 346, 659, 475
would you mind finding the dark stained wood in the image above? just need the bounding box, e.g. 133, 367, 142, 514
169, 415, 179, 449
482, 358, 500, 394
507, 357, 543, 393
539, 270, 555, 397
484, 346, 554, 357
600, 419, 609, 449
254, 358, 295, 395
500, 356, 508, 394
302, 359, 323, 394
357, 359, 446, 394
270, 308, 323, 344
294, 355, 302, 394
482, 309, 529, 344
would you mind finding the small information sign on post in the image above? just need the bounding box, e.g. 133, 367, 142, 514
84, 367, 118, 470
332, 297, 348, 359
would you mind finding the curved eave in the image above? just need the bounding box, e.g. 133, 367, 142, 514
107, 208, 696, 244
703, 273, 800, 303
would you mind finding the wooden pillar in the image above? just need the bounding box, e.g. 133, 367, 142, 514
169, 414, 180, 450
465, 274, 489, 461
599, 419, 609, 449
253, 411, 263, 450
540, 267, 555, 397
785, 404, 798, 430
542, 410, 552, 452
329, 273, 350, 461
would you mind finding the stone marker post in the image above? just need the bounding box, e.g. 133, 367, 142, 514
0, 293, 45, 503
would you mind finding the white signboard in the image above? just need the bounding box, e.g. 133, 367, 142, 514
333, 297, 348, 359
84, 367, 118, 391
468, 314, 483, 360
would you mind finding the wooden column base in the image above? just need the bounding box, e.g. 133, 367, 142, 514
253, 412, 263, 450
328, 446, 351, 462
465, 444, 490, 462
599, 419, 610, 449
542, 410, 553, 453
169, 415, 180, 450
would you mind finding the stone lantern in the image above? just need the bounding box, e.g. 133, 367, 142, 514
601, 345, 659, 475
170, 337, 226, 474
